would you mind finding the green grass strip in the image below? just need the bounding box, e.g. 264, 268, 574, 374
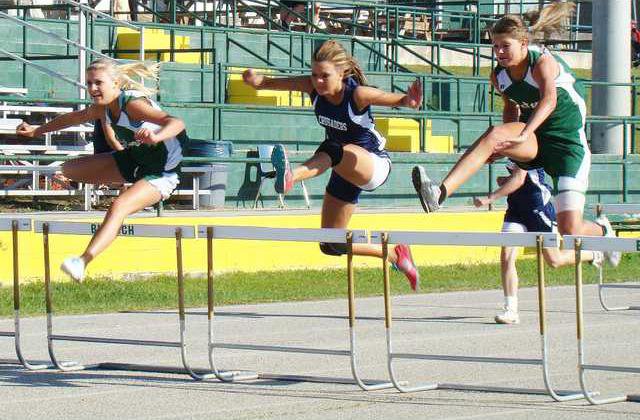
1, 254, 639, 318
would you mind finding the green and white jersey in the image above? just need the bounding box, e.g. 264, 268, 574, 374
105, 90, 188, 174
494, 46, 590, 183
494, 45, 587, 146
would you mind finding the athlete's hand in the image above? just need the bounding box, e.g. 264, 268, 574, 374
242, 69, 264, 89
135, 127, 159, 144
473, 196, 492, 207
16, 122, 37, 138
402, 78, 423, 109
494, 133, 527, 152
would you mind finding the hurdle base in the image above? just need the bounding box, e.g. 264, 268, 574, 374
95, 363, 395, 386
437, 383, 598, 398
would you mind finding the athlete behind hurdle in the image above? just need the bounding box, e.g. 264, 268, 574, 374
17, 59, 189, 282
242, 40, 421, 290
412, 2, 621, 267
474, 163, 604, 324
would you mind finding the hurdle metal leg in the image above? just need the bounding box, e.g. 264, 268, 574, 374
574, 239, 640, 405
380, 233, 588, 400
0, 220, 48, 370
347, 232, 397, 391
205, 229, 395, 388
597, 266, 640, 311
42, 222, 218, 379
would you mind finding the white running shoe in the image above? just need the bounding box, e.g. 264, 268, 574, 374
61, 257, 86, 283
596, 216, 622, 267
590, 250, 604, 268
495, 306, 520, 325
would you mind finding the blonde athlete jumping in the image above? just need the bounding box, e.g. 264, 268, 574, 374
17, 59, 189, 282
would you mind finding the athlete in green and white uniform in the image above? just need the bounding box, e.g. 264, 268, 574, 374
493, 45, 590, 206
17, 59, 191, 282
107, 89, 189, 199
411, 4, 621, 268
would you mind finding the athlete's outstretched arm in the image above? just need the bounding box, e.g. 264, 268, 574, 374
124, 99, 185, 145
352, 78, 422, 111
473, 167, 526, 207
243, 68, 313, 94
16, 105, 101, 138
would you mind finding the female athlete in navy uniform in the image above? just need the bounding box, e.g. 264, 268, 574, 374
413, 2, 621, 267
243, 40, 422, 290
17, 59, 188, 282
474, 163, 603, 324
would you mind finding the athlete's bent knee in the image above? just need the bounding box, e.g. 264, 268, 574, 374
319, 242, 348, 256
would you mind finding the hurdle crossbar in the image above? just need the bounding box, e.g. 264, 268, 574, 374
594, 204, 640, 311
196, 225, 396, 390
34, 221, 214, 379
569, 235, 640, 405
0, 218, 48, 370
370, 230, 587, 401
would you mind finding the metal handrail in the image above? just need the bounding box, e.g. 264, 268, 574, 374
0, 11, 115, 63
59, 0, 145, 62
0, 48, 85, 90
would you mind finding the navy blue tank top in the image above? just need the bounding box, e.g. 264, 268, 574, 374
507, 162, 553, 210
311, 77, 388, 157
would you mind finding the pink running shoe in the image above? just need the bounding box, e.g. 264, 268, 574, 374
271, 144, 293, 194
394, 244, 420, 291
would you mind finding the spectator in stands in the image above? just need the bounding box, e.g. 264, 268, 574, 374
243, 40, 422, 291
412, 2, 621, 268
473, 163, 603, 324
280, 1, 321, 31
17, 58, 189, 282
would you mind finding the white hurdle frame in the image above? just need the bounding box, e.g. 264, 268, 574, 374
566, 235, 640, 405
197, 225, 397, 390
594, 204, 640, 311
34, 221, 216, 380
0, 219, 48, 370
371, 230, 589, 401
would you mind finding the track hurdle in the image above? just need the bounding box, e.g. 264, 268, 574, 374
34, 220, 215, 380
567, 235, 640, 405
0, 218, 48, 370
371, 230, 589, 401
594, 204, 640, 311
197, 225, 396, 390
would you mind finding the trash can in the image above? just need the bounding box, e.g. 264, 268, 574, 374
186, 140, 233, 208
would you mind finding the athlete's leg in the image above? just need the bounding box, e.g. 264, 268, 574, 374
61, 153, 125, 184
319, 192, 419, 290
81, 180, 161, 264
441, 122, 537, 197
413, 123, 538, 212
291, 144, 381, 184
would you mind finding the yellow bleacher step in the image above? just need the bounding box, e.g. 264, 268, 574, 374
425, 134, 454, 153
116, 28, 210, 64
226, 75, 311, 107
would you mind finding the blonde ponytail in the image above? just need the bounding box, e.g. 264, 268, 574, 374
87, 59, 160, 96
